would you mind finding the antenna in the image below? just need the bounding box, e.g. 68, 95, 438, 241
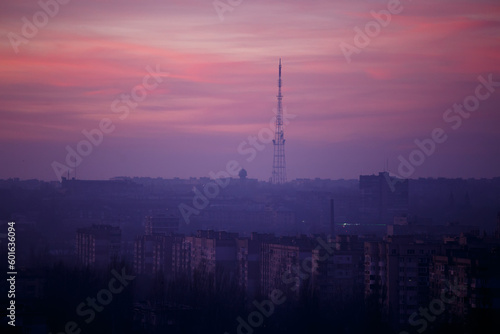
271, 58, 287, 184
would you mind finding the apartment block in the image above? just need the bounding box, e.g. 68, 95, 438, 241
76, 224, 121, 268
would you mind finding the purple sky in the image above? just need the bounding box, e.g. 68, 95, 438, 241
1, 0, 500, 181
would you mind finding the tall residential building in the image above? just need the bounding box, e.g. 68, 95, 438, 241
364, 236, 441, 326
236, 233, 273, 299
314, 235, 365, 307
359, 172, 408, 225
134, 213, 180, 276
429, 246, 500, 323
181, 230, 239, 286
172, 235, 191, 280
134, 234, 177, 277
364, 241, 388, 308
76, 224, 121, 267
261, 236, 317, 298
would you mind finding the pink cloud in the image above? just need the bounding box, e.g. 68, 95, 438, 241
1, 0, 499, 180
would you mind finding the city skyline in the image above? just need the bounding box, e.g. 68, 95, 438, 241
2, 2, 500, 333
1, 0, 500, 182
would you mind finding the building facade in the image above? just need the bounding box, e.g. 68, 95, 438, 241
76, 224, 121, 267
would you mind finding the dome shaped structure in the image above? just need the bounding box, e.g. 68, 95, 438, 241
238, 168, 247, 179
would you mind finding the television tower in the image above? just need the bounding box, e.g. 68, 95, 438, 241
271, 58, 287, 184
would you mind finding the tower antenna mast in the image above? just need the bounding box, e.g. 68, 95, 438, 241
271, 58, 287, 184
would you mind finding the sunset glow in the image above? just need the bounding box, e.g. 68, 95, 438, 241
1, 0, 500, 180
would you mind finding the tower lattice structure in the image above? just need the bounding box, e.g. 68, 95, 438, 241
271, 58, 287, 184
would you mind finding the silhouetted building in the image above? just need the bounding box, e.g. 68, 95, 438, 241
76, 224, 121, 267
360, 172, 408, 225
236, 233, 268, 299
364, 236, 440, 326
145, 214, 179, 236
261, 236, 317, 298
316, 235, 364, 304
178, 231, 239, 287
429, 246, 500, 323
238, 168, 247, 180
134, 234, 177, 277
61, 177, 142, 198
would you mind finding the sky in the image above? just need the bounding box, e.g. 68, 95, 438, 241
1, 0, 500, 181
